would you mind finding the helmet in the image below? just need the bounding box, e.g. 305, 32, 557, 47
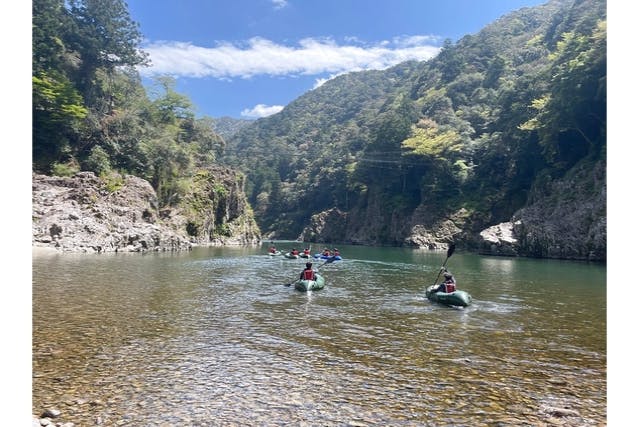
306, 262, 312, 268
444, 273, 452, 279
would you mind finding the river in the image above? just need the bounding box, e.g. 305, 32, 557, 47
32, 243, 606, 425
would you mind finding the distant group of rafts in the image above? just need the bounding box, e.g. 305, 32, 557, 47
267, 245, 343, 261
268, 243, 472, 307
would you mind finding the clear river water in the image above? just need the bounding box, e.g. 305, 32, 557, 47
32, 243, 606, 426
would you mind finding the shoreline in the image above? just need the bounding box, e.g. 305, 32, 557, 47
31, 242, 263, 256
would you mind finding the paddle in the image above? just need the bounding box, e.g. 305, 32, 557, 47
426, 244, 456, 295
283, 256, 336, 286
317, 255, 337, 269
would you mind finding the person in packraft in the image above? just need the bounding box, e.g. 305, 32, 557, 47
332, 248, 340, 257
436, 268, 456, 293
300, 262, 317, 281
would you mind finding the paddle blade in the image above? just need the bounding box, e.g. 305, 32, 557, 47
447, 244, 456, 258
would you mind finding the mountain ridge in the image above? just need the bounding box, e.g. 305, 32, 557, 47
221, 0, 606, 261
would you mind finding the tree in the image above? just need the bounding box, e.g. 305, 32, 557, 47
79, 69, 152, 175
519, 20, 606, 168
33, 0, 150, 173
436, 39, 465, 83
185, 117, 226, 165
149, 76, 195, 126
67, 0, 148, 89
32, 71, 88, 172
33, 0, 85, 172
32, 0, 71, 74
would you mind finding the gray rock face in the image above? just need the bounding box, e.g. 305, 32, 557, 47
299, 208, 348, 243
478, 160, 606, 261
478, 221, 520, 256
32, 170, 261, 253
32, 172, 193, 252
404, 208, 469, 249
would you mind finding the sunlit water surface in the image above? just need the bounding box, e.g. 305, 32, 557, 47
33, 244, 606, 425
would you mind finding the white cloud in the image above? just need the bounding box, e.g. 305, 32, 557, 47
271, 0, 288, 9
313, 72, 344, 89
139, 36, 441, 80
313, 77, 330, 89
392, 35, 441, 47
241, 103, 285, 118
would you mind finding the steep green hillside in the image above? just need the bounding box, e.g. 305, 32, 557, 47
223, 62, 424, 233
222, 0, 606, 260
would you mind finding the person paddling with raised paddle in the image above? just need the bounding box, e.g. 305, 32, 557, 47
426, 244, 455, 296
434, 269, 456, 293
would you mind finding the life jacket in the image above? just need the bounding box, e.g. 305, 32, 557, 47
303, 249, 310, 255
445, 283, 456, 293
302, 269, 315, 280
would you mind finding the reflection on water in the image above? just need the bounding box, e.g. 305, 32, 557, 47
33, 245, 606, 425
479, 256, 517, 275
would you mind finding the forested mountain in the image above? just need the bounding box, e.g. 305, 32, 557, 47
32, 0, 606, 259
222, 0, 606, 260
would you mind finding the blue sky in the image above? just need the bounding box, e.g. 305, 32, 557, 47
127, 0, 550, 119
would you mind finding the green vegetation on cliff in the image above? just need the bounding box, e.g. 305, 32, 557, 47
221, 0, 606, 257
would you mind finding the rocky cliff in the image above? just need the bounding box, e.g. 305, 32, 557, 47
32, 168, 261, 253
298, 159, 606, 262
169, 167, 262, 247
477, 159, 606, 261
